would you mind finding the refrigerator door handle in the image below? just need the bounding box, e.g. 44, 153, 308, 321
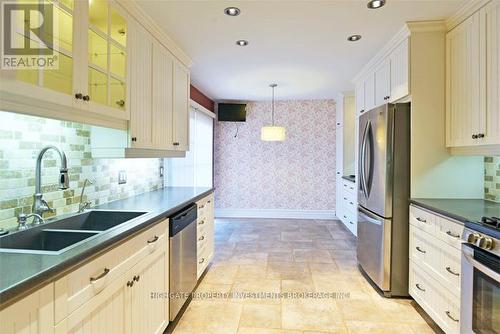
360, 121, 369, 199
365, 121, 373, 197
359, 205, 382, 225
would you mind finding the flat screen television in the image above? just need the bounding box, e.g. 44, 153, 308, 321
218, 103, 246, 122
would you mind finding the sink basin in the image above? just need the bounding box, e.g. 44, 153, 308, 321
0, 210, 146, 254
49, 210, 147, 231
0, 229, 98, 254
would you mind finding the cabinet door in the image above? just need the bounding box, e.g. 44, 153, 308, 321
153, 42, 174, 150
129, 22, 154, 149
173, 60, 190, 151
0, 284, 54, 334
355, 81, 365, 115
84, 0, 130, 120
128, 243, 169, 334
364, 72, 376, 112
336, 93, 344, 127
483, 1, 500, 145
0, 0, 79, 108
389, 39, 410, 102
374, 59, 390, 107
54, 274, 128, 334
446, 12, 482, 147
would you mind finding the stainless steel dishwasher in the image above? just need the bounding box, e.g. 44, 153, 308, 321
169, 204, 197, 321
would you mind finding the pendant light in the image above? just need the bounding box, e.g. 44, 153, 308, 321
261, 83, 286, 141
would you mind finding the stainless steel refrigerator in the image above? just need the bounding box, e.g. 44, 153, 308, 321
357, 103, 410, 297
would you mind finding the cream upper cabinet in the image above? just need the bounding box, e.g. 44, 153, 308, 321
446, 11, 482, 148
173, 60, 190, 151
483, 0, 500, 146
0, 0, 131, 128
374, 58, 391, 106
129, 21, 154, 149
389, 39, 410, 102
0, 284, 54, 334
355, 80, 365, 115
364, 72, 376, 112
446, 0, 500, 153
153, 43, 174, 150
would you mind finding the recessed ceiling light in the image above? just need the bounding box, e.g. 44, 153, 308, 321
347, 35, 362, 42
367, 0, 386, 9
224, 7, 241, 16
236, 40, 248, 46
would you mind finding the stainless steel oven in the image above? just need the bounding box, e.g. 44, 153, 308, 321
461, 226, 500, 334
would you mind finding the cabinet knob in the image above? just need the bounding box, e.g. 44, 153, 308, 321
75, 93, 83, 99
173, 142, 179, 146
472, 134, 478, 139
477, 133, 485, 138
337, 122, 340, 125
116, 99, 125, 107
131, 137, 137, 142
82, 95, 90, 101
133, 275, 140, 282
127, 280, 134, 287
360, 109, 365, 113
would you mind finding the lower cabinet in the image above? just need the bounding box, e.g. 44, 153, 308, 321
196, 193, 215, 278
338, 179, 358, 236
409, 205, 462, 334
0, 283, 54, 334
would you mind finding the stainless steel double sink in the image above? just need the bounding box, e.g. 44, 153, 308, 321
0, 210, 146, 255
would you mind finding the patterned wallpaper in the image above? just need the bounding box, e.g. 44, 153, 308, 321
214, 100, 336, 211
485, 156, 500, 203
0, 111, 164, 230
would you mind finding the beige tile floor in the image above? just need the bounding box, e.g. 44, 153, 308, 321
172, 218, 442, 334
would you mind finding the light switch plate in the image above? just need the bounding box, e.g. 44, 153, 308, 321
118, 170, 127, 184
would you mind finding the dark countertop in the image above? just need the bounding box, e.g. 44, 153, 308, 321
0, 186, 213, 307
410, 198, 500, 223
342, 175, 356, 183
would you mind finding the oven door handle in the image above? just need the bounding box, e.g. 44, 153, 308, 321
463, 250, 500, 283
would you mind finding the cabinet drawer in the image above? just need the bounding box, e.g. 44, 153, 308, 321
439, 243, 461, 297
437, 216, 464, 250
342, 194, 357, 213
197, 193, 214, 220
54, 220, 167, 323
409, 225, 440, 274
410, 205, 437, 234
341, 179, 356, 195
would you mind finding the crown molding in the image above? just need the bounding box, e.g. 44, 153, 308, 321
118, 0, 193, 67
446, 0, 492, 31
407, 20, 447, 33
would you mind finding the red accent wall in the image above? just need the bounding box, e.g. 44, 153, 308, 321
190, 85, 215, 113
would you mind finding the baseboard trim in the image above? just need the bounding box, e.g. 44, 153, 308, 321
215, 209, 337, 220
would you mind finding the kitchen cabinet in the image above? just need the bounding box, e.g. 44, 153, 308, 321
197, 193, 215, 278
0, 284, 54, 334
173, 60, 190, 151
408, 205, 462, 334
374, 59, 391, 107
353, 38, 410, 116
0, 0, 131, 128
446, 0, 500, 153
129, 22, 154, 149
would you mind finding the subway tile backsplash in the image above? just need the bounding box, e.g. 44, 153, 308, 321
485, 156, 500, 203
0, 111, 164, 230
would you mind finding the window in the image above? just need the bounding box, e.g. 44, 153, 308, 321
166, 105, 214, 187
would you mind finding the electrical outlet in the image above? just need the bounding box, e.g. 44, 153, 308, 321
118, 170, 127, 184
159, 166, 164, 177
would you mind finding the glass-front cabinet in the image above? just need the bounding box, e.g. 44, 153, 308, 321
0, 0, 130, 126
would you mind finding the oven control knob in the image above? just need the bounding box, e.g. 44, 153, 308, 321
467, 233, 480, 244
477, 237, 494, 250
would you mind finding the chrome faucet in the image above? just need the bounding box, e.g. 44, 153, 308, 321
78, 178, 94, 213
32, 146, 69, 224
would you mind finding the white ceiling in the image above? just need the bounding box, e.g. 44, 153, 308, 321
137, 0, 465, 101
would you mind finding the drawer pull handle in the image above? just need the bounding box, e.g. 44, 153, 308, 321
90, 268, 110, 283
343, 197, 347, 200
147, 236, 159, 244
415, 284, 425, 292
416, 217, 427, 223
199, 235, 205, 241
133, 275, 140, 282
446, 266, 460, 276
349, 202, 354, 205
199, 220, 205, 225
416, 246, 426, 254
127, 280, 134, 287
199, 258, 205, 264
446, 230, 460, 238
445, 311, 459, 323
349, 221, 354, 225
